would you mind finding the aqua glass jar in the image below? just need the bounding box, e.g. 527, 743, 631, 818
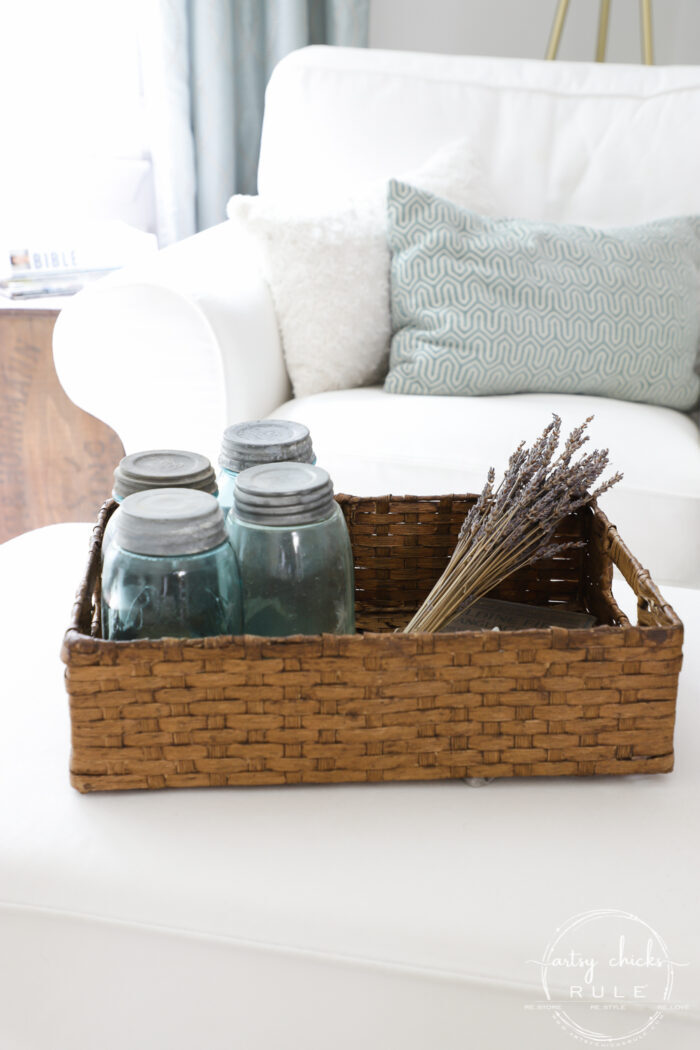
102, 489, 242, 641
229, 463, 354, 637
103, 450, 218, 559
217, 419, 315, 517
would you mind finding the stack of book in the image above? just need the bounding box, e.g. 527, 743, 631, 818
0, 222, 158, 300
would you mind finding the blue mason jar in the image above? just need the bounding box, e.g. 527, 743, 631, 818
217, 419, 315, 517
103, 450, 218, 560
102, 488, 242, 640
228, 462, 354, 637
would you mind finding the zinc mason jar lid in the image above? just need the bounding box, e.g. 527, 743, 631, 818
219, 420, 314, 474
233, 462, 336, 527
113, 450, 217, 500
113, 489, 228, 556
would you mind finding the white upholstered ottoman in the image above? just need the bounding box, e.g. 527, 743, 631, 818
1, 522, 698, 1049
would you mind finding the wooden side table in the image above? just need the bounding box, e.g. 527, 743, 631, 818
0, 302, 124, 544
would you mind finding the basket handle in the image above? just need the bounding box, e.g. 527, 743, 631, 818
604, 518, 679, 628
67, 499, 116, 637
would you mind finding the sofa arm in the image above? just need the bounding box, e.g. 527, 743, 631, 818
53, 221, 290, 467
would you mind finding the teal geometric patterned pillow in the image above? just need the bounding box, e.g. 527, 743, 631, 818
385, 180, 700, 411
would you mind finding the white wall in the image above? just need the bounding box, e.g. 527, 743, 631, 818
0, 0, 155, 238
369, 0, 700, 65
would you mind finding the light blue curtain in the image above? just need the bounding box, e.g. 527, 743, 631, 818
188, 0, 369, 230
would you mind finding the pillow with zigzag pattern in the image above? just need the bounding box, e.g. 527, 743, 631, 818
385, 179, 700, 411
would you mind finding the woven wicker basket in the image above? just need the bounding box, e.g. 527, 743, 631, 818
62, 495, 683, 792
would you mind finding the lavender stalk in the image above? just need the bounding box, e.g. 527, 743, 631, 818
403, 415, 622, 634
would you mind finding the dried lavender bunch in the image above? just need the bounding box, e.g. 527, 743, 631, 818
403, 415, 622, 634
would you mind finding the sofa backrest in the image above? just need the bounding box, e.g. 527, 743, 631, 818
258, 46, 700, 227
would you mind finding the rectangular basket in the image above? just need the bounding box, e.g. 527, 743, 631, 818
62, 495, 683, 792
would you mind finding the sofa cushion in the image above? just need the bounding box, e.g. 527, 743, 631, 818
226, 139, 491, 398
260, 48, 700, 228
270, 388, 700, 588
384, 181, 700, 411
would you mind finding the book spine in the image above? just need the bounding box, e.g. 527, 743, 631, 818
8, 248, 111, 275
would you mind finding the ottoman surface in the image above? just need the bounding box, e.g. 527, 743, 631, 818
1, 523, 698, 1050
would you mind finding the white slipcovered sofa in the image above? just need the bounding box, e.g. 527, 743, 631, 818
54, 46, 700, 587
2, 48, 700, 1050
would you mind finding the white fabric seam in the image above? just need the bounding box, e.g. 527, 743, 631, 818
294, 52, 700, 104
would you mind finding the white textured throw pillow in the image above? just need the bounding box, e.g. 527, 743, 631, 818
227, 139, 491, 398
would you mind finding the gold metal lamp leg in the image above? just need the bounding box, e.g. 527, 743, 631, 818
641, 0, 654, 64
596, 0, 611, 62
545, 0, 571, 60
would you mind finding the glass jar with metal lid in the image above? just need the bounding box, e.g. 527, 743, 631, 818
103, 450, 218, 559
217, 419, 315, 517
101, 488, 242, 641
228, 462, 354, 637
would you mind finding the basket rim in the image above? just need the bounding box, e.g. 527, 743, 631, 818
61, 492, 683, 663
62, 616, 682, 655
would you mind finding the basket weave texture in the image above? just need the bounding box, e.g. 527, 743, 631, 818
62, 496, 683, 792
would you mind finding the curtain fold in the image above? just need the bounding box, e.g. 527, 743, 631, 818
188, 0, 369, 232
140, 1, 368, 244
139, 0, 198, 246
